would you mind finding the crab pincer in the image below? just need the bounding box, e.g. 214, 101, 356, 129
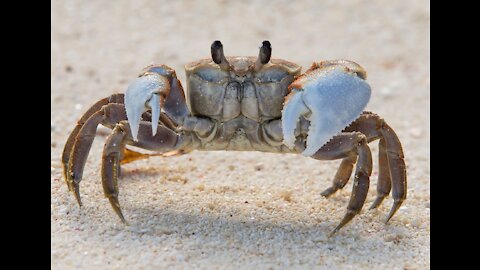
125, 70, 171, 141
282, 61, 371, 156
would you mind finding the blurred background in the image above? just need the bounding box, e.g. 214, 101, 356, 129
52, 0, 429, 269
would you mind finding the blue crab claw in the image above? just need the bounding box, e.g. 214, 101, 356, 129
125, 73, 170, 141
282, 63, 371, 156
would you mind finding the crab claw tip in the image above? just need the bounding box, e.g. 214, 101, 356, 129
149, 94, 160, 137
125, 74, 165, 141
124, 96, 142, 141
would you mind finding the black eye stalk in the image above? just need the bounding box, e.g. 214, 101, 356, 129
211, 40, 224, 64
211, 40, 231, 71
211, 40, 272, 72
259, 41, 271, 64
255, 40, 271, 71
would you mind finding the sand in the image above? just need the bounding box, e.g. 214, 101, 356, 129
51, 1, 430, 269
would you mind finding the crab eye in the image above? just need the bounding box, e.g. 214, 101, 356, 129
195, 68, 228, 83
255, 68, 288, 83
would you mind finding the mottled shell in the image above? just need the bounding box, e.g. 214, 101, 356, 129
184, 57, 301, 122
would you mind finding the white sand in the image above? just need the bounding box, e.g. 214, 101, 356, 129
51, 1, 430, 269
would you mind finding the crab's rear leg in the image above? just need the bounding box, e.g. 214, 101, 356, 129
320, 115, 391, 200
65, 101, 180, 205
66, 103, 128, 205
377, 121, 406, 222
62, 94, 124, 189
311, 132, 373, 235
369, 138, 392, 209
102, 121, 185, 223
343, 112, 407, 222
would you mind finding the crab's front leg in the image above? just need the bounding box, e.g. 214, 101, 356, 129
125, 65, 189, 141
282, 60, 371, 156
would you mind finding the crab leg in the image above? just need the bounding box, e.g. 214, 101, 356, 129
342, 112, 406, 222
320, 139, 390, 203
102, 121, 184, 223
66, 103, 127, 206
320, 111, 390, 199
102, 124, 128, 223
62, 94, 124, 188
320, 156, 357, 197
379, 122, 406, 222
311, 132, 372, 235
369, 138, 392, 209
65, 101, 181, 204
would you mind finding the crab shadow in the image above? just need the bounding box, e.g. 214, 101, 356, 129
68, 193, 413, 266
118, 167, 164, 179
63, 155, 414, 265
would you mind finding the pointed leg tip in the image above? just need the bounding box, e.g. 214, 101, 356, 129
118, 213, 128, 225
76, 199, 83, 208
384, 211, 396, 224
108, 196, 127, 224
320, 193, 330, 198
369, 196, 386, 210
71, 183, 82, 207
320, 187, 337, 198
384, 200, 403, 224
116, 213, 128, 225
328, 228, 339, 238
332, 210, 358, 235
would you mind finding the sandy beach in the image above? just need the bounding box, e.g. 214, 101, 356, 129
51, 1, 430, 269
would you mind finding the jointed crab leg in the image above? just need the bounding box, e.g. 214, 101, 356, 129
102, 123, 128, 223
65, 101, 181, 206
66, 103, 128, 206
369, 138, 392, 209
341, 112, 406, 222
102, 121, 184, 223
320, 156, 357, 197
62, 94, 124, 188
320, 112, 391, 200
120, 148, 190, 165
312, 132, 372, 235
378, 122, 406, 222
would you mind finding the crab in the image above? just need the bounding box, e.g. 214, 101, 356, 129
62, 41, 406, 235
